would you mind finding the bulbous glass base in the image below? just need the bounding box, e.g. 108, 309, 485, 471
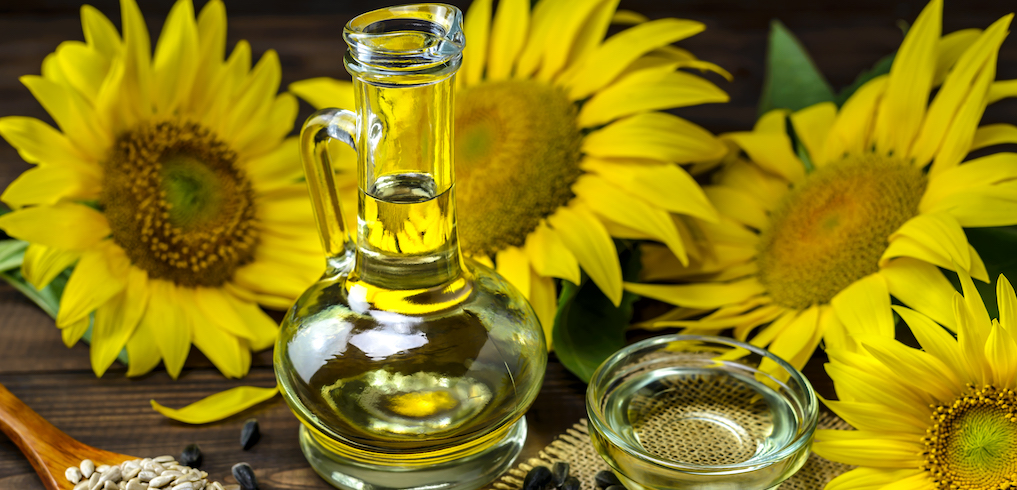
275, 259, 546, 490
298, 417, 527, 490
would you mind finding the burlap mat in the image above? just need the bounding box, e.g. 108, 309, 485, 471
485, 412, 852, 490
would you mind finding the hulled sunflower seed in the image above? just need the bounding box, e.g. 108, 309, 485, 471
124, 466, 141, 480
66, 466, 83, 484
88, 471, 100, 489
231, 463, 258, 490
240, 419, 260, 450
73, 482, 89, 490
180, 443, 203, 468
81, 460, 96, 478
126, 479, 146, 490
139, 470, 157, 482
153, 456, 175, 463
170, 483, 193, 490
149, 474, 175, 488
102, 481, 116, 490
97, 466, 121, 485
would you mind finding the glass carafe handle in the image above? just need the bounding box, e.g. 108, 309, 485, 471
300, 108, 357, 266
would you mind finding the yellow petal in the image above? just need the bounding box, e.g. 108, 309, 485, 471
826, 468, 925, 490
564, 18, 705, 100
22, 244, 79, 290
912, 17, 1009, 168
574, 176, 687, 263
142, 280, 192, 379
529, 272, 557, 349
895, 305, 969, 382
186, 0, 227, 114
224, 293, 281, 352
56, 242, 129, 327
761, 305, 821, 372
987, 79, 1017, 104
922, 180, 1017, 227
955, 293, 992, 387
971, 123, 1017, 151
556, 0, 619, 79
61, 316, 91, 348
883, 212, 971, 271
712, 159, 790, 211
185, 297, 247, 379
703, 186, 770, 231
459, 0, 492, 87
578, 69, 728, 128
789, 102, 836, 166
193, 287, 274, 351
860, 335, 964, 401
221, 50, 282, 143
1, 164, 100, 207
243, 138, 303, 191
547, 205, 622, 306
151, 385, 278, 424
289, 77, 355, 111
624, 278, 765, 309
0, 203, 110, 250
485, 0, 529, 80
820, 76, 888, 164
580, 158, 717, 221
920, 153, 1017, 211
525, 222, 581, 285
611, 10, 647, 25
90, 267, 148, 377
830, 273, 893, 346
53, 41, 109, 100
0, 116, 94, 171
125, 318, 162, 377
986, 321, 1017, 388
235, 93, 298, 159
119, 0, 154, 123
152, 0, 200, 113
812, 436, 924, 468
19, 76, 109, 160
822, 398, 928, 434
535, 0, 611, 82
998, 274, 1017, 331
933, 28, 982, 85
233, 260, 313, 303
80, 5, 121, 58
872, 0, 941, 155
881, 257, 957, 330
724, 110, 805, 184
496, 246, 531, 299
928, 46, 999, 177
583, 112, 725, 163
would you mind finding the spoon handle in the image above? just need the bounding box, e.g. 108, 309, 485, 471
0, 382, 88, 490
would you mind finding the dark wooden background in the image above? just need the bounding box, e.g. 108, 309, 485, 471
0, 0, 1015, 488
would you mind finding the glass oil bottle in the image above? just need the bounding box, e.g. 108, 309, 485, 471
273, 5, 548, 490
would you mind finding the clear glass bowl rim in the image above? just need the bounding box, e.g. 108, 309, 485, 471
585, 334, 819, 474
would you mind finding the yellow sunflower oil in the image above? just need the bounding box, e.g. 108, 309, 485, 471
273, 5, 547, 490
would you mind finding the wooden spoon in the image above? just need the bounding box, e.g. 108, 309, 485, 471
0, 382, 133, 490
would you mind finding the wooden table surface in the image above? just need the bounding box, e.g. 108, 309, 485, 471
0, 1, 1015, 489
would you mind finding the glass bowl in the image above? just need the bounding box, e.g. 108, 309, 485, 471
586, 335, 818, 490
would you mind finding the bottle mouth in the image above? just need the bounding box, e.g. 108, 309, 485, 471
344, 3, 464, 78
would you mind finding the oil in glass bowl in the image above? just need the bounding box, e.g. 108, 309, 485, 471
587, 336, 818, 490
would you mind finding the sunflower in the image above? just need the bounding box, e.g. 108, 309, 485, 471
626, 0, 1017, 369
813, 270, 1017, 489
0, 0, 322, 378
289, 0, 729, 339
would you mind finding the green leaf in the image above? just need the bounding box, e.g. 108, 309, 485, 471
835, 53, 895, 106
0, 239, 28, 272
0, 267, 65, 318
759, 20, 836, 115
552, 242, 642, 383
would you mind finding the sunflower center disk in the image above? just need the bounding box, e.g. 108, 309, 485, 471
924, 386, 1017, 489
453, 80, 583, 257
102, 121, 259, 287
756, 156, 926, 309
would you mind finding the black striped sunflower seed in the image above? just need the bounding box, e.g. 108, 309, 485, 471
241, 418, 261, 450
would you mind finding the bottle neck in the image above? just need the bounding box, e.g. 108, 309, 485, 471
350, 74, 465, 291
